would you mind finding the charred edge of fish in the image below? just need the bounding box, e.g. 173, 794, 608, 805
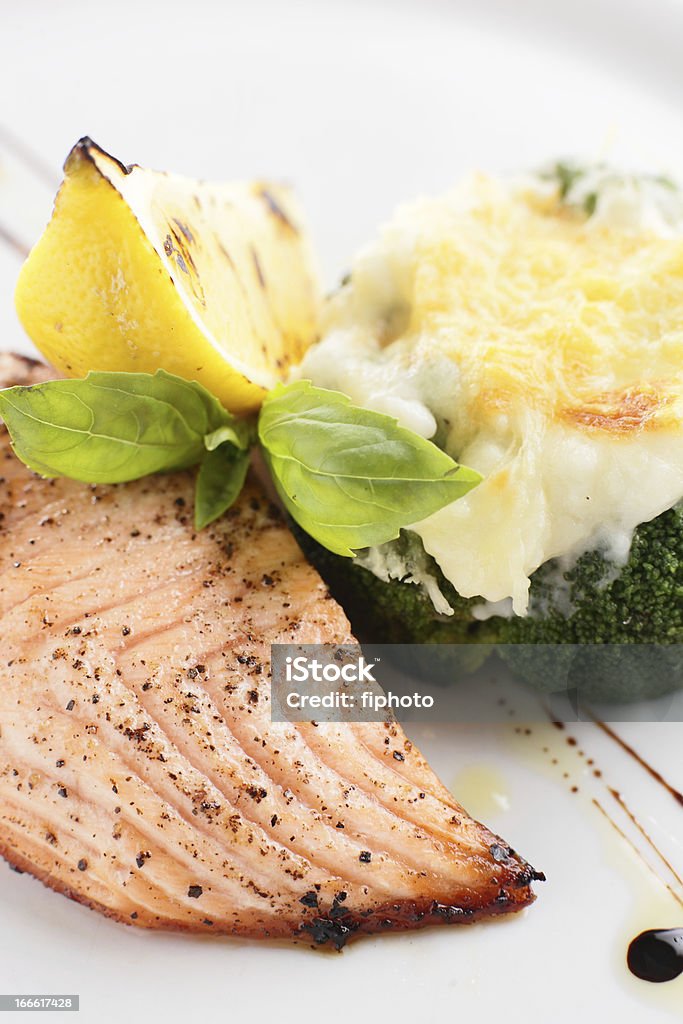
488, 843, 545, 886
298, 892, 536, 950
516, 867, 546, 886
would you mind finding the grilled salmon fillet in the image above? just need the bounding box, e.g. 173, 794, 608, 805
0, 354, 542, 946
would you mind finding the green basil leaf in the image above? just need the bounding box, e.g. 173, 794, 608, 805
258, 380, 481, 556
0, 369, 242, 484
204, 421, 251, 452
85, 369, 238, 438
195, 443, 250, 530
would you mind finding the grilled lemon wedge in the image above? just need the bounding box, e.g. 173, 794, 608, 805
15, 138, 320, 413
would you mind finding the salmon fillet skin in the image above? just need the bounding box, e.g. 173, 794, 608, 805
0, 353, 542, 947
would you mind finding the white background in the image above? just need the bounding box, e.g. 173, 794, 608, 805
1, 2, 683, 1021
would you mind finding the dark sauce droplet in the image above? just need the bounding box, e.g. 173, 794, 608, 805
627, 928, 683, 983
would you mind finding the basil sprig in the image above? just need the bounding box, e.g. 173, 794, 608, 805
0, 370, 250, 528
258, 381, 480, 555
0, 372, 481, 550
195, 443, 250, 530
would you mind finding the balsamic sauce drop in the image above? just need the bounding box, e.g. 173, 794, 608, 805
552, 720, 683, 987
627, 928, 683, 983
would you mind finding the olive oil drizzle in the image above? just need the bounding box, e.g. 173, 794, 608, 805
546, 714, 683, 982
593, 726, 683, 983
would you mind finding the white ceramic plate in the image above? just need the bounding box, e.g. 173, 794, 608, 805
1, 2, 682, 1021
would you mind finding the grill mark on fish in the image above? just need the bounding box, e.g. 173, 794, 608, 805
129, 676, 404, 884
299, 724, 479, 847
2, 720, 282, 917
6, 630, 431, 903
146, 664, 448, 888
206, 695, 503, 888
23, 689, 320, 890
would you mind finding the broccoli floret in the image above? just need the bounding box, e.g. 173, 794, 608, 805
495, 505, 683, 700
295, 506, 683, 702
498, 504, 683, 646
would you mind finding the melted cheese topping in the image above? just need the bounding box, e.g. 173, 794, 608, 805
300, 172, 683, 613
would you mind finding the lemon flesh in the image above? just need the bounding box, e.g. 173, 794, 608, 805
15, 138, 320, 413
